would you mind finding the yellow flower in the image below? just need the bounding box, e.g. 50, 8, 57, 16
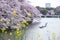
23, 24, 26, 27
8, 39, 11, 40
1, 27, 6, 32
5, 31, 7, 34
26, 27, 28, 29
58, 36, 60, 39
10, 32, 12, 36
27, 13, 32, 17
52, 32, 56, 38
16, 28, 20, 31
16, 24, 20, 26
0, 18, 3, 22
6, 21, 10, 25
22, 19, 27, 23
37, 32, 40, 37
18, 33, 22, 36
17, 31, 19, 34
12, 10, 17, 15
26, 23, 29, 25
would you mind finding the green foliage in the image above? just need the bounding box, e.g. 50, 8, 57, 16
0, 28, 26, 40
46, 8, 54, 10
36, 6, 41, 11
40, 9, 48, 15
55, 12, 60, 15
0, 21, 31, 40
36, 6, 55, 15
36, 6, 48, 15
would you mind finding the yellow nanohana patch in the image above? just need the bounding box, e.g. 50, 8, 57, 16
58, 36, 60, 39
1, 27, 6, 32
52, 32, 56, 38
17, 31, 19, 34
16, 24, 20, 26
8, 38, 11, 40
22, 19, 27, 23
37, 32, 40, 37
27, 13, 32, 17
5, 31, 7, 34
0, 18, 3, 22
12, 10, 17, 15
6, 21, 10, 25
26, 23, 29, 25
16, 28, 20, 31
10, 32, 12, 36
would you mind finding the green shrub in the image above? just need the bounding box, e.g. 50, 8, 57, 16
55, 12, 60, 15
40, 9, 48, 15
